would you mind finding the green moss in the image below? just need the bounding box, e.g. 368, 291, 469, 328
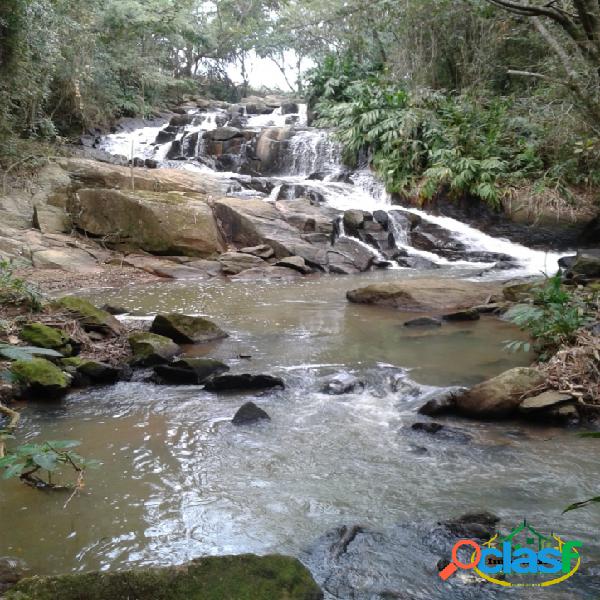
10, 358, 70, 398
53, 297, 121, 335
128, 332, 179, 366
20, 323, 69, 350
4, 555, 322, 600
150, 313, 228, 344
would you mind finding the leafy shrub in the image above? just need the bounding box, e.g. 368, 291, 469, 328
0, 260, 42, 310
0, 440, 100, 489
504, 274, 590, 360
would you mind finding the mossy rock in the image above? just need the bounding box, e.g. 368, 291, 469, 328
502, 280, 543, 302
4, 554, 323, 600
150, 314, 228, 344
10, 358, 70, 399
60, 358, 121, 385
19, 323, 74, 356
128, 332, 180, 367
53, 297, 121, 336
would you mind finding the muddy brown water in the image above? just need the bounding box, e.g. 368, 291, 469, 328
1, 270, 598, 599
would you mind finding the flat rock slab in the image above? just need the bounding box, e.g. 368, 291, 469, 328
346, 279, 500, 311
519, 390, 574, 413
32, 249, 102, 274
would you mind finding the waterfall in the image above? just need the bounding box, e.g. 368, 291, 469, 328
285, 130, 342, 176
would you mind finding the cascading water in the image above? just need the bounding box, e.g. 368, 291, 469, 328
97, 102, 565, 276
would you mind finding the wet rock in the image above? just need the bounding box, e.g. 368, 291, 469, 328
321, 372, 364, 395
255, 126, 293, 174
404, 317, 442, 328
185, 259, 222, 278
62, 358, 122, 385
396, 255, 440, 270
281, 101, 299, 114
569, 249, 600, 278
558, 255, 577, 270
219, 251, 266, 275
205, 373, 285, 391
455, 367, 545, 418
518, 390, 575, 414
100, 304, 128, 315
442, 512, 499, 541
442, 309, 480, 322
150, 314, 228, 344
411, 422, 444, 434
10, 358, 71, 399
329, 237, 377, 273
0, 557, 29, 594
4, 555, 323, 600
232, 401, 271, 425
53, 297, 121, 336
240, 244, 275, 259
275, 256, 312, 274
144, 158, 158, 169
373, 210, 389, 229
347, 280, 500, 311
19, 323, 72, 355
343, 209, 369, 234
128, 332, 180, 367
155, 128, 177, 144
169, 113, 194, 127
153, 358, 229, 385
418, 390, 458, 416
471, 303, 504, 315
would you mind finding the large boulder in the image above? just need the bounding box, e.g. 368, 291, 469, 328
3, 554, 323, 600
53, 297, 122, 336
255, 127, 293, 174
347, 279, 500, 311
10, 358, 71, 399
72, 189, 225, 257
128, 332, 180, 367
454, 367, 545, 418
150, 314, 228, 344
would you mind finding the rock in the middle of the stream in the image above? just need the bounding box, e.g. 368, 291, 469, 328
150, 313, 228, 344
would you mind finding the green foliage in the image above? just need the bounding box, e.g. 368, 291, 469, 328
504, 274, 590, 361
0, 440, 100, 489
0, 260, 42, 310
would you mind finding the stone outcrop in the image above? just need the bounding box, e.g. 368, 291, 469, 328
72, 189, 225, 257
346, 279, 500, 311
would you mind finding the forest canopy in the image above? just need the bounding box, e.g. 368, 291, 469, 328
1, 0, 599, 205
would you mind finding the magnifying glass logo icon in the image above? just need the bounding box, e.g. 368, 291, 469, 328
439, 540, 481, 581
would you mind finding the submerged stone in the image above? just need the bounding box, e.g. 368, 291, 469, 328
441, 308, 480, 322
153, 358, 229, 384
4, 554, 323, 600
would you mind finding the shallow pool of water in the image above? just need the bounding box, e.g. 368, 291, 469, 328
1, 271, 598, 598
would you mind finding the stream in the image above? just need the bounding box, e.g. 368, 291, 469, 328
1, 103, 599, 599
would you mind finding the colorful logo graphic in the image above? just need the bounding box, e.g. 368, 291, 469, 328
439, 520, 582, 587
